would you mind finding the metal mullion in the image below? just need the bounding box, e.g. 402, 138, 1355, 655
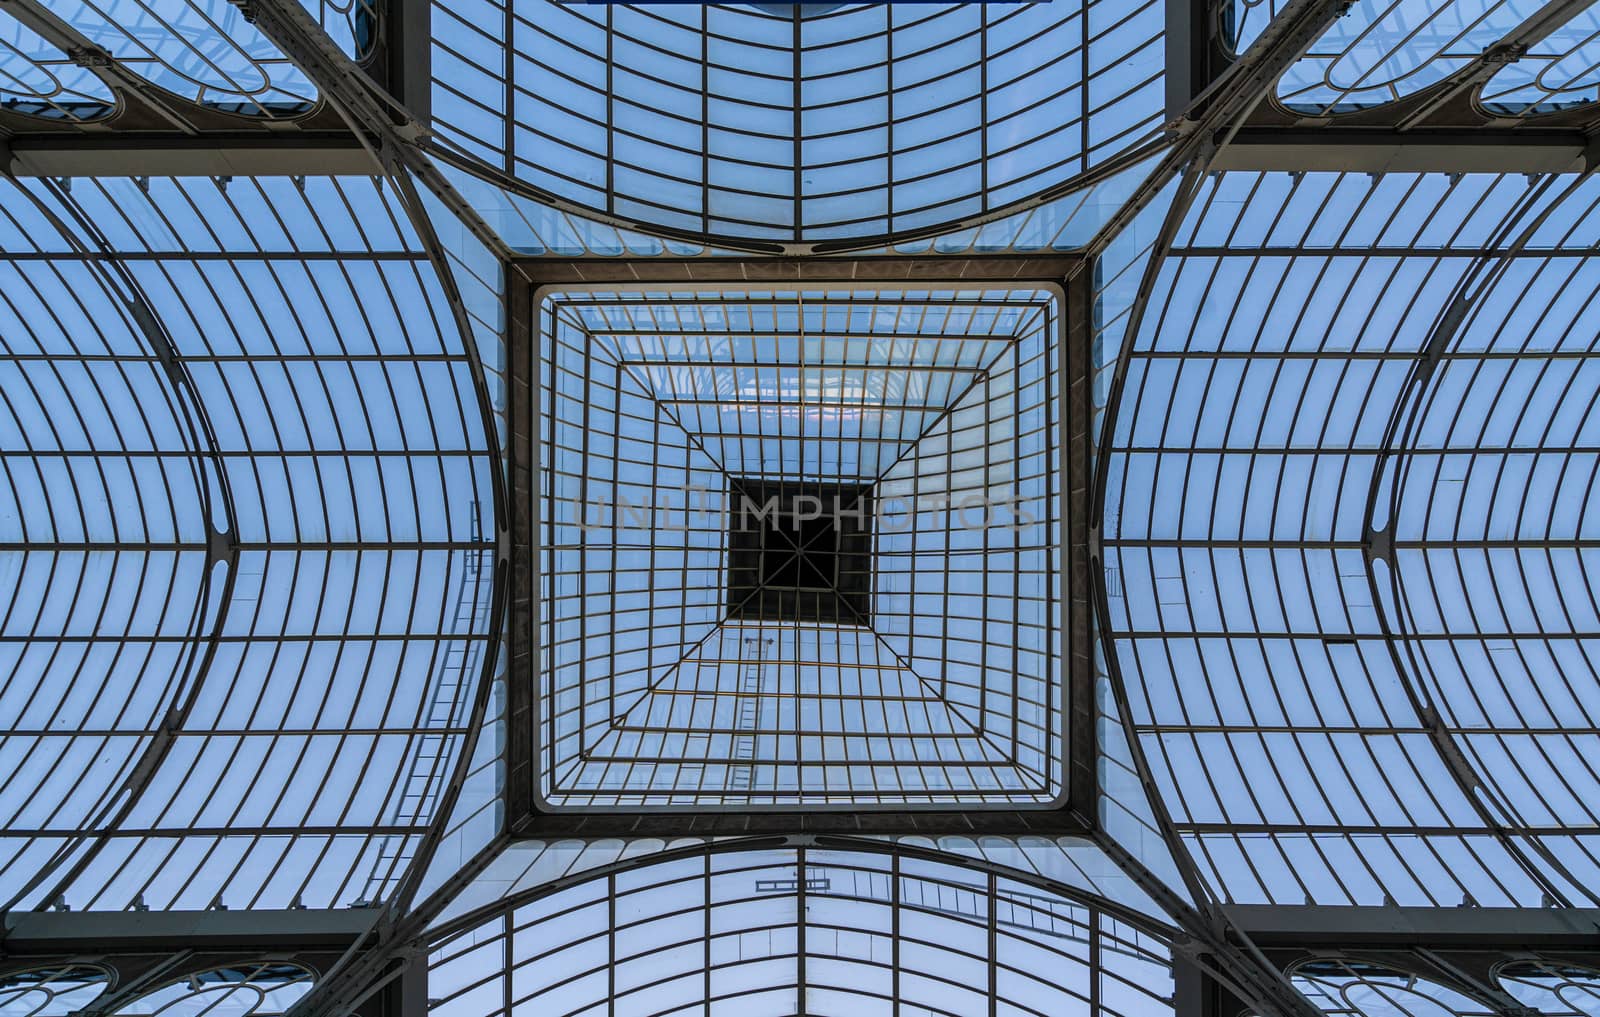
543, 305, 559, 786
605, 4, 615, 216
986, 871, 998, 1017
793, 5, 803, 241
105, 835, 189, 911
577, 329, 593, 762
891, 852, 901, 1017
980, 324, 995, 752
594, 328, 1018, 343
796, 845, 807, 1015
0, 350, 473, 364
704, 849, 712, 1015
978, 9, 989, 213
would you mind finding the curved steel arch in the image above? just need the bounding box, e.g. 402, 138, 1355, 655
426, 835, 1183, 947
425, 0, 1167, 252
1284, 955, 1522, 1016
0, 963, 113, 1016
0, 174, 241, 915
424, 128, 1172, 259
200, 4, 514, 1013
0, 12, 118, 122
1495, 957, 1600, 1014
1360, 167, 1600, 908
425, 837, 1178, 1017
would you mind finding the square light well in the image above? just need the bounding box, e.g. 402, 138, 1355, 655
533, 284, 1067, 809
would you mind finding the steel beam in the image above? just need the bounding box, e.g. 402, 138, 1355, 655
1225, 904, 1600, 950
0, 135, 381, 178
1173, 954, 1252, 1017
1165, 0, 1214, 121
1, 907, 380, 953
1211, 128, 1593, 174
511, 807, 1091, 840
386, 0, 432, 122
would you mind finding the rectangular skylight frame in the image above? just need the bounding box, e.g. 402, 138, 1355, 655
507, 272, 1091, 827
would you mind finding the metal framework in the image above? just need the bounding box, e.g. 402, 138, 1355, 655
502, 258, 1098, 841
520, 280, 1075, 809
2, 0, 1600, 1015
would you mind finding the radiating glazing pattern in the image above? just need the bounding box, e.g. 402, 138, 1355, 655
0, 12, 116, 121
428, 847, 1174, 1017
1498, 959, 1600, 1014
0, 966, 110, 1016
1480, 6, 1600, 115
0, 175, 497, 913
1276, 0, 1545, 113
47, 0, 318, 116
114, 962, 313, 1015
538, 287, 1064, 808
1289, 960, 1496, 1016
1103, 169, 1600, 908
430, 0, 1164, 244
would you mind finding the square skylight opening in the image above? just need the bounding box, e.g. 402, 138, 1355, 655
527, 282, 1070, 811
726, 479, 874, 626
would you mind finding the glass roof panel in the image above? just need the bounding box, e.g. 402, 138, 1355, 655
301, 0, 380, 62
432, 158, 713, 257
1222, 0, 1287, 54
1498, 959, 1600, 1014
45, 0, 318, 116
1104, 168, 1600, 909
0, 11, 116, 121
429, 0, 1164, 244
1480, 4, 1600, 115
0, 966, 111, 1015
427, 846, 1175, 1017
537, 286, 1066, 808
1288, 959, 1498, 1016
0, 175, 498, 913
1274, 0, 1544, 114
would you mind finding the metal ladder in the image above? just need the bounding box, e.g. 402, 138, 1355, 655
357, 502, 489, 904
728, 636, 770, 792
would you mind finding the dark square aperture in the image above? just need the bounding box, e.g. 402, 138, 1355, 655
727, 479, 872, 625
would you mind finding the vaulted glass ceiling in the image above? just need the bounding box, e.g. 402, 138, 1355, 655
429, 0, 1164, 245
0, 173, 498, 913
2, 0, 1599, 1014
1107, 169, 1600, 908
428, 846, 1175, 1017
